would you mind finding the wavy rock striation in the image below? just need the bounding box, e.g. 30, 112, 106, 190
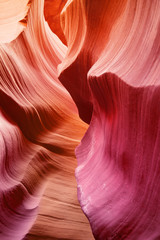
0, 0, 160, 239
59, 0, 160, 239
0, 0, 93, 239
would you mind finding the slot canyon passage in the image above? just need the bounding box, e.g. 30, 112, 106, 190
0, 0, 160, 239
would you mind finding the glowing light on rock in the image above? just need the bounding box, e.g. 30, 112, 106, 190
0, 0, 159, 239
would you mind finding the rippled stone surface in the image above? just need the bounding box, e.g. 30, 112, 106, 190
0, 0, 160, 239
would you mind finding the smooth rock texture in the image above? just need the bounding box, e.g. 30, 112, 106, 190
59, 0, 160, 239
0, 0, 92, 239
0, 0, 160, 239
